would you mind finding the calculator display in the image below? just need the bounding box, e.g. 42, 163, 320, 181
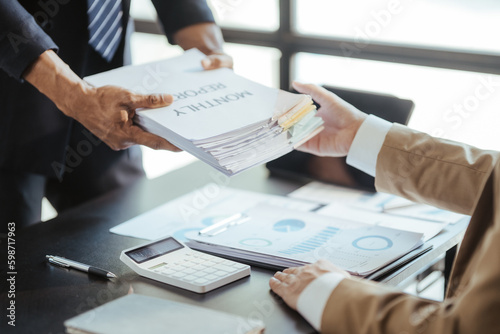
125, 237, 184, 263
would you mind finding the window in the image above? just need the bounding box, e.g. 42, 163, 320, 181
208, 0, 279, 31
294, 53, 500, 150
295, 0, 500, 54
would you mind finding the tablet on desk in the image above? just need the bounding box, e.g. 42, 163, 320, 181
266, 85, 414, 191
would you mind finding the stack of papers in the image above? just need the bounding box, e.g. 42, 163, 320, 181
85, 49, 324, 175
186, 203, 424, 276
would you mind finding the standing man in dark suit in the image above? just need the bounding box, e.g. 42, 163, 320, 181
0, 0, 232, 231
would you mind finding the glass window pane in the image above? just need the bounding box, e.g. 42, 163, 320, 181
225, 43, 281, 88
208, 0, 279, 31
131, 33, 181, 64
131, 0, 279, 31
295, 0, 500, 54
294, 53, 500, 151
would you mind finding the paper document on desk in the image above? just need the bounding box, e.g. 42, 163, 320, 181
289, 181, 467, 227
110, 186, 321, 241
84, 49, 323, 176
288, 181, 373, 204
186, 204, 424, 276
355, 192, 468, 224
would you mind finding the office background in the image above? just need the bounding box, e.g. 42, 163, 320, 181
40, 1, 500, 300
128, 0, 500, 180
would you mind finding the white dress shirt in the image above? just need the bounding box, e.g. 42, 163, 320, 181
296, 114, 393, 331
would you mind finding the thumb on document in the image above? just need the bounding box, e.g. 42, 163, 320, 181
129, 93, 174, 109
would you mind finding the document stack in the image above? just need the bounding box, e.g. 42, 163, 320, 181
85, 49, 323, 176
186, 203, 424, 276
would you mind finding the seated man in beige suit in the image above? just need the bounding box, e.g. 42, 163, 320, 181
270, 82, 500, 333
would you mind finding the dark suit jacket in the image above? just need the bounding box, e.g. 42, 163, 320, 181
0, 0, 214, 178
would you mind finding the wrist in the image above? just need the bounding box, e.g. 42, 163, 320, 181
61, 79, 96, 120
173, 23, 225, 55
24, 50, 93, 118
345, 114, 368, 152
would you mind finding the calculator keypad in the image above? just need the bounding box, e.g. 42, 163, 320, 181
152, 253, 249, 285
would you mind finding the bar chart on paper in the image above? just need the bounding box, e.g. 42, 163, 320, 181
279, 227, 339, 255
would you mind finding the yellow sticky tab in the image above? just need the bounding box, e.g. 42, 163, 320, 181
280, 104, 316, 130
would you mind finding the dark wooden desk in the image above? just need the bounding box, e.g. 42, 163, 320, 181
0, 162, 467, 334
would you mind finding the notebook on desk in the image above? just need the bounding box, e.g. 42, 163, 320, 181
64, 294, 265, 334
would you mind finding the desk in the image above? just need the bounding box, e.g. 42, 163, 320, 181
0, 162, 468, 334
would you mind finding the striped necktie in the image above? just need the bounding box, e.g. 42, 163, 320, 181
86, 0, 124, 62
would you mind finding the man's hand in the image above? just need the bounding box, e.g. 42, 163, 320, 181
24, 50, 180, 151
67, 85, 179, 151
293, 82, 367, 157
269, 259, 350, 310
173, 22, 234, 70
201, 52, 233, 70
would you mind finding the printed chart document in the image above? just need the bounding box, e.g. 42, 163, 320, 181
64, 294, 264, 334
84, 49, 324, 176
186, 204, 424, 276
110, 186, 321, 241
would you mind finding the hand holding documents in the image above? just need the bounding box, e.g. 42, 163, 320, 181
84, 49, 324, 175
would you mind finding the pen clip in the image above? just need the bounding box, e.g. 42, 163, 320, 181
47, 257, 70, 268
198, 213, 250, 236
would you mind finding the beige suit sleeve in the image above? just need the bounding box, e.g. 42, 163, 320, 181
320, 125, 500, 333
375, 124, 496, 215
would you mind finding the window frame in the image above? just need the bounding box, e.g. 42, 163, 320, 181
134, 0, 500, 90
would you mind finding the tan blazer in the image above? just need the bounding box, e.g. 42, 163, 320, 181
321, 124, 500, 333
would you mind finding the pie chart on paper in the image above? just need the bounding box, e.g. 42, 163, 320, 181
273, 219, 306, 233
240, 238, 272, 247
352, 235, 393, 251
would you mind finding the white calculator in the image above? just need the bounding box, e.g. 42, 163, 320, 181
120, 236, 250, 293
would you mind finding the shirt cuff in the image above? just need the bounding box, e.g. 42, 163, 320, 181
346, 114, 392, 177
296, 272, 346, 331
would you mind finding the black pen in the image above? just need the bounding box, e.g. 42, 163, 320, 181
46, 255, 117, 279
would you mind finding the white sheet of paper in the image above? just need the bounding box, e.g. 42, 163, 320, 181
110, 186, 321, 241
289, 181, 467, 226
84, 48, 207, 88
288, 181, 373, 203
352, 192, 468, 224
